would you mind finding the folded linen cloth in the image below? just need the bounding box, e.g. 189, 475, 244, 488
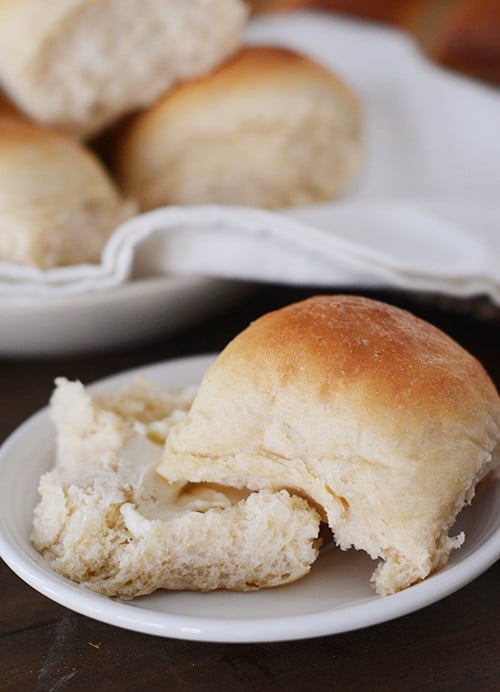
0, 201, 498, 303
0, 12, 499, 303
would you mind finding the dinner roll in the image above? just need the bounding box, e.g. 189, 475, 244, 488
0, 0, 248, 138
0, 116, 135, 267
158, 295, 500, 595
116, 45, 362, 210
32, 377, 321, 598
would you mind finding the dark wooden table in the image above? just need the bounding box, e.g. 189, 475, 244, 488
1, 284, 499, 692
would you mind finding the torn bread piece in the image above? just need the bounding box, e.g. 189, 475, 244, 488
31, 378, 321, 599
158, 295, 500, 596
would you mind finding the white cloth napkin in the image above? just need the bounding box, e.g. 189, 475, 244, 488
1, 202, 499, 302
1, 12, 499, 302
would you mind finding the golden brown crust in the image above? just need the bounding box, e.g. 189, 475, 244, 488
116, 45, 362, 209
224, 295, 498, 424
118, 45, 359, 151
165, 296, 500, 473
159, 295, 500, 594
178, 44, 353, 92
0, 113, 60, 143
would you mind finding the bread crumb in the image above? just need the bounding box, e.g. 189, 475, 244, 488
31, 377, 320, 598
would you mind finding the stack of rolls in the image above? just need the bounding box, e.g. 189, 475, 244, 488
1, 1, 497, 269
0, 0, 365, 267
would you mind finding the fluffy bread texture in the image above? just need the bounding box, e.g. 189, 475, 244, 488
0, 0, 248, 138
32, 378, 320, 598
116, 45, 362, 210
0, 116, 135, 267
158, 295, 500, 595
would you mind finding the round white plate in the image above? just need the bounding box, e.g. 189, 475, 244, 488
0, 277, 249, 357
0, 354, 499, 643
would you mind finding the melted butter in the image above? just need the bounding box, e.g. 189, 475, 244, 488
133, 409, 188, 446
51, 384, 252, 539
117, 434, 250, 533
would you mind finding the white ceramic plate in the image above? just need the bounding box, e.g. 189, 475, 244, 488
0, 354, 499, 643
0, 277, 249, 357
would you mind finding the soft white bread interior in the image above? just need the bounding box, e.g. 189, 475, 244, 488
0, 116, 135, 267
158, 295, 500, 595
116, 45, 362, 210
32, 378, 321, 598
0, 0, 248, 138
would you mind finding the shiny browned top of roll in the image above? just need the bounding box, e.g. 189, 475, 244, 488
159, 295, 500, 595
